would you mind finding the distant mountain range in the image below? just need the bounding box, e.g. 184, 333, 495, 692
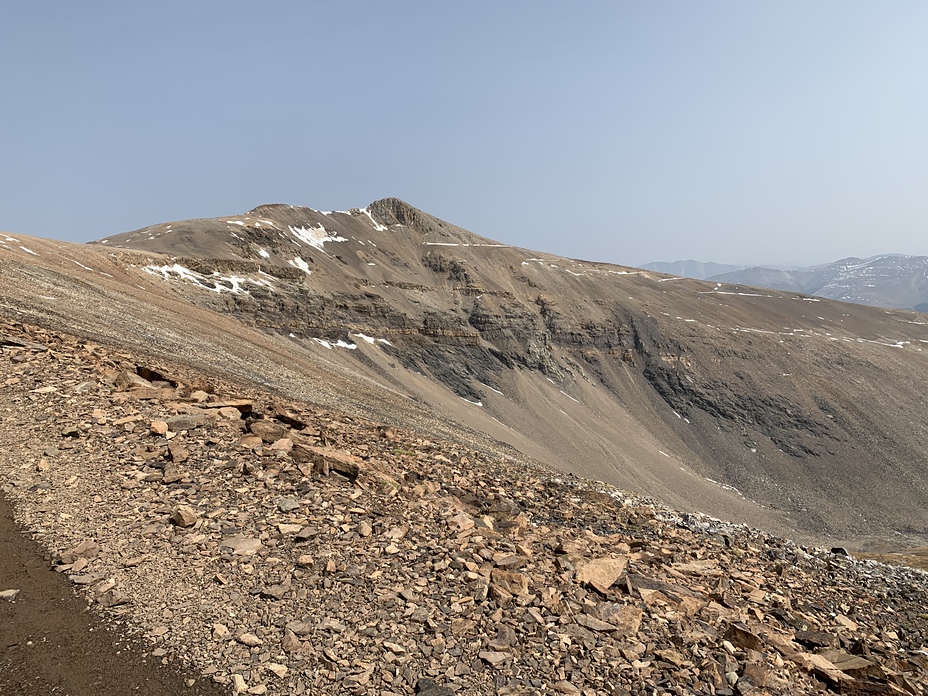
643, 255, 928, 311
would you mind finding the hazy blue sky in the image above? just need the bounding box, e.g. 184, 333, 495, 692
2, 2, 927, 266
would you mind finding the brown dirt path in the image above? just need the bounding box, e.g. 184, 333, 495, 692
0, 494, 226, 696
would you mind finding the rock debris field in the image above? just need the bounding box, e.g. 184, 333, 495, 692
1, 319, 927, 696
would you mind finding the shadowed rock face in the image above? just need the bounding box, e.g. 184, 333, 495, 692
2, 200, 928, 548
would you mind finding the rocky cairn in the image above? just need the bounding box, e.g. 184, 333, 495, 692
1, 320, 926, 695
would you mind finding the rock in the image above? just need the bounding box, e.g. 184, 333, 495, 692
236, 632, 263, 647
171, 505, 198, 527
220, 536, 262, 556
261, 584, 288, 600
150, 420, 169, 436
724, 622, 763, 651
575, 613, 619, 633
0, 589, 20, 601
167, 441, 188, 462
231, 673, 247, 694
249, 420, 290, 443
115, 370, 153, 390
60, 540, 100, 564
265, 663, 288, 678
488, 624, 518, 650
276, 496, 300, 512
291, 444, 360, 479
165, 412, 211, 431
281, 629, 302, 653
212, 623, 230, 640
415, 678, 455, 695
448, 511, 475, 532
490, 569, 529, 596
285, 620, 313, 636
794, 630, 837, 649
97, 589, 130, 607
575, 556, 628, 593
478, 650, 510, 667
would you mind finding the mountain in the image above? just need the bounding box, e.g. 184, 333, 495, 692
3, 198, 927, 548
640, 260, 748, 280
3, 202, 928, 694
707, 255, 928, 311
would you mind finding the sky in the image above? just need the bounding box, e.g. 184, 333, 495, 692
2, 2, 927, 267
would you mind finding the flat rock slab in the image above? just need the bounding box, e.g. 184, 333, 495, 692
220, 535, 262, 556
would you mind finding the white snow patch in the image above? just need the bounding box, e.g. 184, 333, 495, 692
142, 263, 270, 295
479, 382, 504, 395
19, 246, 38, 256
71, 260, 94, 271
257, 248, 270, 259
288, 257, 311, 274
460, 397, 483, 407
706, 478, 742, 496
559, 390, 580, 404
354, 207, 389, 232
289, 224, 347, 251
353, 333, 376, 344
377, 338, 392, 346
313, 338, 333, 349
334, 340, 357, 350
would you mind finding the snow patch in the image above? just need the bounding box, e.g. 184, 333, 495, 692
289, 224, 347, 251
354, 207, 389, 232
19, 246, 38, 256
257, 248, 270, 259
288, 257, 311, 274
143, 263, 274, 295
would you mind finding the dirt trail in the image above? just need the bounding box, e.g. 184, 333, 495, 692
0, 494, 225, 696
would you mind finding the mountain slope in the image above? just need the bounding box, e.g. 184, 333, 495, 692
3, 202, 928, 550
709, 254, 928, 311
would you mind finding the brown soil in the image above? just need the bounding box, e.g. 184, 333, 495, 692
0, 494, 224, 696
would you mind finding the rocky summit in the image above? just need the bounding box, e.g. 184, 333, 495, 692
1, 200, 928, 694
1, 319, 927, 696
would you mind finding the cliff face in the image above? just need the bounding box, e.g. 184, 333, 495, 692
4, 200, 927, 547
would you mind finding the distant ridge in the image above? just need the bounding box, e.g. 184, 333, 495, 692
640, 259, 747, 279
708, 254, 928, 310
643, 255, 928, 311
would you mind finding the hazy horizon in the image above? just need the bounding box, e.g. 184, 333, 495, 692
3, 2, 927, 269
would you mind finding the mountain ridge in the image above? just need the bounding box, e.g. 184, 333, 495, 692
646, 255, 928, 311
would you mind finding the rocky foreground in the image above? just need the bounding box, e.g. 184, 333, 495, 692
1, 318, 927, 696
